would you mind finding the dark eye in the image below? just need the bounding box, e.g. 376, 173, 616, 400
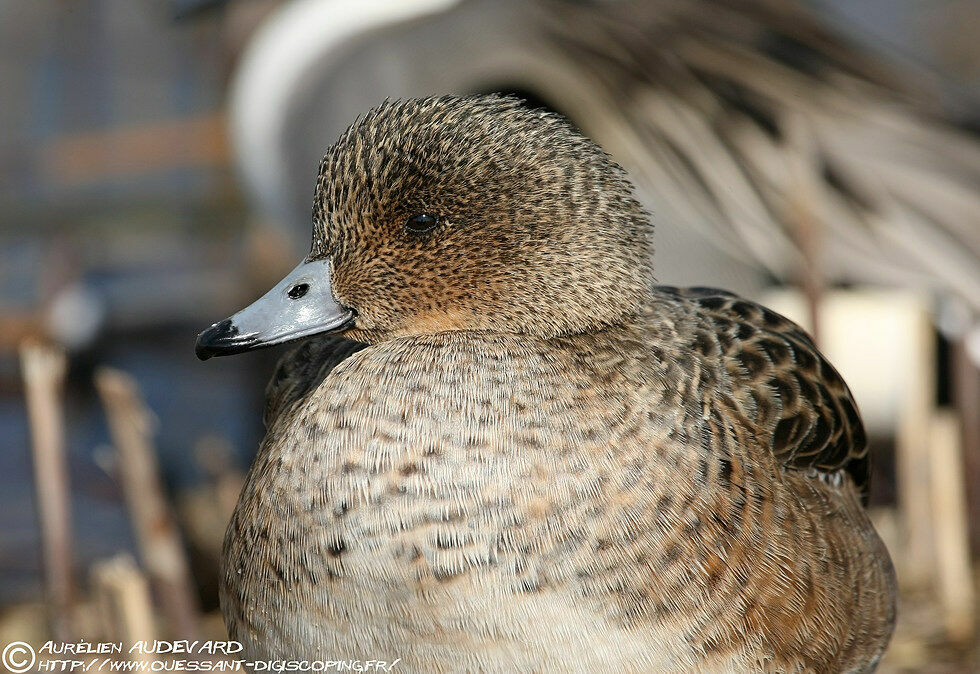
404, 213, 438, 233
287, 283, 309, 299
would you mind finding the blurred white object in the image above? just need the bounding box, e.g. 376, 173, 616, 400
230, 0, 461, 234
966, 326, 980, 368
45, 282, 106, 350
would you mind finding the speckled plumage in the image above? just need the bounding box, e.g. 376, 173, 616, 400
220, 95, 896, 672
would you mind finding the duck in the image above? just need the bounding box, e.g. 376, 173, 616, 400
195, 95, 896, 673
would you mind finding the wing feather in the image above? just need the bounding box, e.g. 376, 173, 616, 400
658, 285, 870, 500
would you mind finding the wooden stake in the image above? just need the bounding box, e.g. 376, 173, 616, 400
929, 409, 975, 643
952, 339, 980, 555
785, 112, 824, 347
20, 340, 73, 641
895, 308, 937, 588
91, 554, 156, 661
94, 368, 200, 640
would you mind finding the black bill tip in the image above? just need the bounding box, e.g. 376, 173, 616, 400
195, 319, 256, 360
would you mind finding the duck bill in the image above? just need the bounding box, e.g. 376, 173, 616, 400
195, 258, 354, 360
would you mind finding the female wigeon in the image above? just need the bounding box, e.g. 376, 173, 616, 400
197, 95, 895, 673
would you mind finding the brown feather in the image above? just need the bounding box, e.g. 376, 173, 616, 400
221, 95, 895, 672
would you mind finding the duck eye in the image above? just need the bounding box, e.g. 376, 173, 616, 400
287, 283, 309, 300
404, 213, 438, 234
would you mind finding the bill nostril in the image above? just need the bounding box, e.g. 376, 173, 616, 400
288, 283, 310, 300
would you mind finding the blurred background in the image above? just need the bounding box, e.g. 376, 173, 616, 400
1, 0, 979, 671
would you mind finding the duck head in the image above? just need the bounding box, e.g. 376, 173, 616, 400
196, 95, 652, 359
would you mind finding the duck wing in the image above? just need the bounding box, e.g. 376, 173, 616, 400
657, 286, 869, 502
263, 336, 368, 429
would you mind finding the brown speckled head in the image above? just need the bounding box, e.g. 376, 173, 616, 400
310, 95, 653, 343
